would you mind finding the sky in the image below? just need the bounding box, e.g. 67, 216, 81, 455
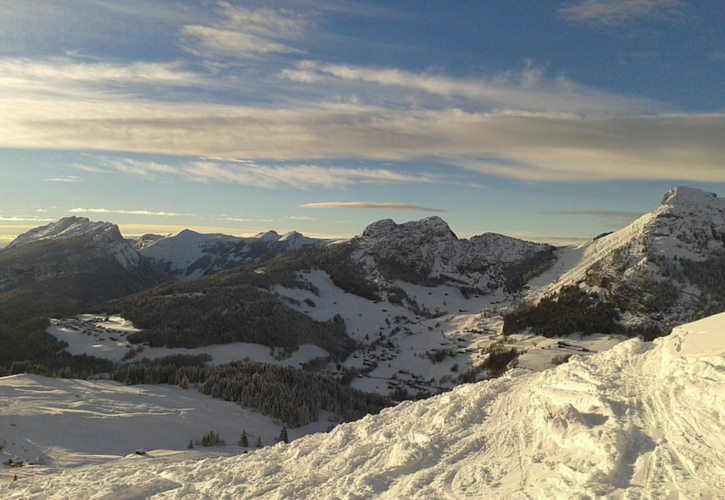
0, 0, 723, 247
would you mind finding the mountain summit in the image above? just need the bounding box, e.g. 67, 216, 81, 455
514, 186, 725, 337
0, 217, 168, 304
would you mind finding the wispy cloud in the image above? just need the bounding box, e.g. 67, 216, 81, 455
281, 61, 659, 115
285, 215, 318, 221
76, 157, 437, 189
299, 201, 445, 212
69, 208, 192, 217
183, 162, 435, 189
44, 176, 79, 183
543, 209, 643, 218
0, 216, 56, 222
0, 57, 201, 97
559, 0, 685, 28
182, 3, 308, 59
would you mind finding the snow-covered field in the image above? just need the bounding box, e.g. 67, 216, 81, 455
0, 375, 331, 482
4, 313, 723, 498
47, 315, 328, 367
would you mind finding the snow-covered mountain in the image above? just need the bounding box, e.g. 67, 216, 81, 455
517, 186, 725, 337
60, 216, 558, 398
0, 217, 169, 303
5, 313, 722, 498
354, 216, 554, 292
136, 228, 325, 280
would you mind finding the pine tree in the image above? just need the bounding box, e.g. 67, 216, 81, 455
278, 426, 289, 444
187, 440, 194, 449
238, 430, 249, 447
256, 436, 263, 448
180, 375, 189, 389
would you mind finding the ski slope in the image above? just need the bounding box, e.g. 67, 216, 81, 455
5, 314, 723, 498
0, 375, 330, 481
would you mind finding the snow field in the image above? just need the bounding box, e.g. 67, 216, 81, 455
0, 374, 331, 482
4, 313, 723, 498
47, 315, 328, 367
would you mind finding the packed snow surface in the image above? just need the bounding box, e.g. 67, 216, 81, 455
5, 314, 723, 498
0, 375, 329, 479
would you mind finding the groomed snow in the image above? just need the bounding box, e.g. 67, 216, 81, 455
0, 375, 331, 482
6, 314, 723, 498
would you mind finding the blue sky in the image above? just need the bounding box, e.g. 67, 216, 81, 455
0, 0, 723, 246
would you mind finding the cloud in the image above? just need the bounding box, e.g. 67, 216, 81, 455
0, 57, 201, 97
543, 210, 643, 218
299, 202, 445, 212
44, 176, 79, 182
69, 208, 191, 217
559, 0, 685, 27
77, 157, 437, 189
506, 232, 593, 246
281, 61, 659, 115
7, 99, 721, 183
182, 162, 436, 189
0, 51, 722, 185
285, 216, 318, 221
182, 3, 308, 59
0, 216, 56, 222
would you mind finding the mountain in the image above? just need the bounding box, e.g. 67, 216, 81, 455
507, 186, 725, 338
6, 313, 722, 498
136, 228, 325, 280
354, 216, 554, 292
56, 217, 557, 398
0, 217, 169, 306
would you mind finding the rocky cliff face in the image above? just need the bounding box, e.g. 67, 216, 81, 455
354, 216, 555, 293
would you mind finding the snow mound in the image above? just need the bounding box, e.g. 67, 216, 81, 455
5, 315, 723, 498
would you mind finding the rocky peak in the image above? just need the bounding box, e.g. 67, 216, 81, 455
362, 216, 457, 242
6, 216, 117, 249
255, 230, 280, 242
660, 186, 719, 210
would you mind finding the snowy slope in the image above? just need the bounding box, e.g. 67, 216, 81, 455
138, 229, 324, 280
47, 314, 328, 366
525, 186, 725, 331
4, 314, 722, 498
0, 374, 329, 477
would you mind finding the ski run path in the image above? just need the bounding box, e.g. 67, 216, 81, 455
3, 312, 723, 499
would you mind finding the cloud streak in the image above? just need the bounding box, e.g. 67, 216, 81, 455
69, 208, 191, 217
182, 3, 308, 59
75, 157, 438, 189
543, 210, 644, 218
559, 0, 685, 27
300, 202, 445, 212
281, 61, 659, 115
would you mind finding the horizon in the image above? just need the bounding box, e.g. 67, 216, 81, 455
1, 1, 723, 247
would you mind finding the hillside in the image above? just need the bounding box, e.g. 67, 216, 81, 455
4, 313, 722, 498
508, 186, 725, 338
0, 217, 169, 307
